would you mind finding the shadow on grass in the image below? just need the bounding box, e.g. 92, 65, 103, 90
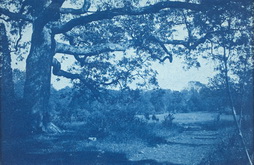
2, 150, 183, 165
2, 138, 183, 165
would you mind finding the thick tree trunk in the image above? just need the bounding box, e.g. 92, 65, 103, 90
23, 27, 54, 134
0, 23, 16, 137
22, 0, 64, 135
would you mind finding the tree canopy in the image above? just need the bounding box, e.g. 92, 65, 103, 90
1, 0, 252, 91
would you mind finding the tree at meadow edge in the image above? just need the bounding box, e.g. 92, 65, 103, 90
0, 2, 252, 160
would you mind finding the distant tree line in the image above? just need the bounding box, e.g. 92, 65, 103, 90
12, 70, 252, 127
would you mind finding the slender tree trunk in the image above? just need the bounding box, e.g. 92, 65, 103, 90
0, 23, 16, 137
222, 47, 253, 165
238, 63, 248, 128
238, 84, 245, 128
23, 27, 54, 134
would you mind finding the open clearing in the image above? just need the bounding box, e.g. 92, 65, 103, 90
3, 111, 235, 165
98, 112, 235, 164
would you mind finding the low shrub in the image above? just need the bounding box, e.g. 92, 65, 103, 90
69, 106, 159, 143
162, 113, 175, 127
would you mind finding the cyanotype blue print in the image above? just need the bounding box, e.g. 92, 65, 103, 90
0, 0, 253, 164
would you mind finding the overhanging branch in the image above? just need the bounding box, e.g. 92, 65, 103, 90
52, 58, 99, 99
52, 58, 119, 86
53, 1, 207, 34
0, 8, 32, 22
55, 42, 131, 56
146, 35, 173, 63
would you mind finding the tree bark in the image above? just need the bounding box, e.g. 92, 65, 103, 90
0, 23, 16, 137
23, 27, 54, 134
22, 0, 64, 134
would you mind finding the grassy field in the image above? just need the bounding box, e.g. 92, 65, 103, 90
97, 111, 237, 164
3, 111, 243, 165
136, 111, 235, 124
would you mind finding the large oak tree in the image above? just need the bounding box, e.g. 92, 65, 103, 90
0, 0, 252, 137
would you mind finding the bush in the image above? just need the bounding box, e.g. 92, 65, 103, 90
65, 105, 164, 144
51, 89, 168, 143
162, 113, 175, 127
